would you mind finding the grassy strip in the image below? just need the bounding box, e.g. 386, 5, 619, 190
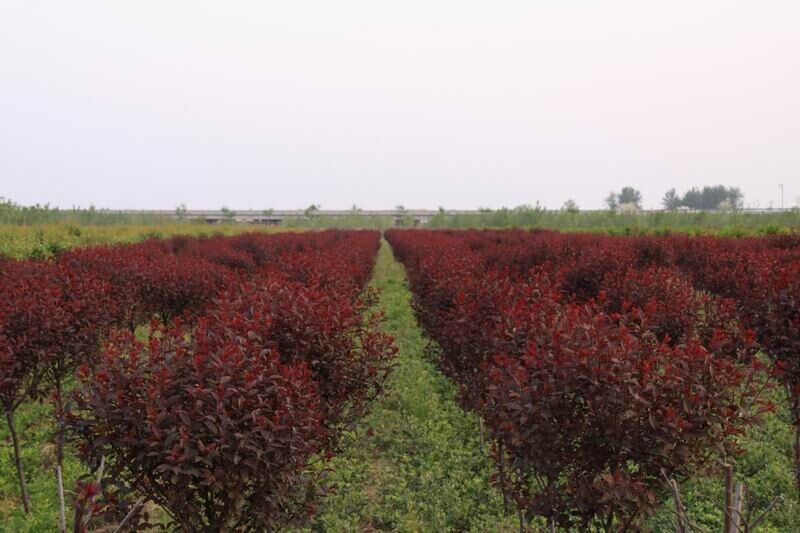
306, 240, 515, 532
0, 223, 285, 259
425, 208, 800, 235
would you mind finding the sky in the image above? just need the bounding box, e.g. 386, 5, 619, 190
1, 1, 799, 211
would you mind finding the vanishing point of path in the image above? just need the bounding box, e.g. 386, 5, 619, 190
306, 239, 514, 532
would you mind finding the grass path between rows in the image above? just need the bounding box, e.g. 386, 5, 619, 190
306, 239, 515, 532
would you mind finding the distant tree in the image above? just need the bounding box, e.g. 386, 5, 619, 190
618, 187, 642, 208
221, 206, 236, 223
727, 187, 743, 208
175, 203, 188, 220
561, 199, 580, 213
438, 206, 446, 214
396, 205, 405, 212
304, 204, 320, 218
675, 185, 743, 210
662, 189, 681, 210
682, 188, 702, 209
604, 192, 618, 210
262, 208, 274, 217
702, 185, 728, 209
350, 204, 361, 212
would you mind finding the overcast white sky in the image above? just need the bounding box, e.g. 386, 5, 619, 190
1, 1, 799, 210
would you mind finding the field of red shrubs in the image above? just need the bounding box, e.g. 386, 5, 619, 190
385, 228, 800, 531
1, 230, 395, 530
3, 227, 800, 530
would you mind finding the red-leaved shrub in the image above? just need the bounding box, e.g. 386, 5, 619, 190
69, 321, 327, 531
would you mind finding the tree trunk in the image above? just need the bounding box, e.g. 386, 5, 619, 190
732, 482, 745, 533
5, 411, 31, 514
667, 477, 686, 533
604, 509, 614, 533
724, 465, 734, 533
496, 444, 509, 513
792, 393, 800, 499
54, 376, 67, 533
56, 463, 66, 533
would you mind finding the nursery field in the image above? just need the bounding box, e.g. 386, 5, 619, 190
1, 227, 800, 531
0, 223, 285, 259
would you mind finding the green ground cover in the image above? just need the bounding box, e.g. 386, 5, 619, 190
305, 240, 515, 532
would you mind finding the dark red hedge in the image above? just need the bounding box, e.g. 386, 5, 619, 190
386, 228, 783, 529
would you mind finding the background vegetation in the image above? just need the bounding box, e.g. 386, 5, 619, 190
0, 224, 282, 259
425, 206, 800, 235
4, 196, 800, 238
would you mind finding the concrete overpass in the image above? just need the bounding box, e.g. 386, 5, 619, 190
111, 209, 474, 226
107, 207, 798, 227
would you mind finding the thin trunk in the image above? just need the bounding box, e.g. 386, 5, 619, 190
668, 478, 686, 533
56, 463, 66, 533
794, 407, 800, 499
724, 465, 734, 533
54, 374, 67, 533
732, 482, 745, 533
112, 498, 146, 533
497, 444, 509, 513
604, 510, 614, 533
5, 411, 31, 514
786, 389, 800, 502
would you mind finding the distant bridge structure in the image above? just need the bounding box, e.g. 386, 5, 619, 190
107, 207, 798, 227
111, 209, 472, 227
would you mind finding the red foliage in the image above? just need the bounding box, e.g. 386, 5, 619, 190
200, 277, 395, 429
0, 260, 115, 411
386, 228, 777, 528
69, 323, 326, 531
57, 229, 393, 530
482, 309, 767, 530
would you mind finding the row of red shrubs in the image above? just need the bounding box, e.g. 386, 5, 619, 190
386, 228, 799, 531
1, 230, 395, 530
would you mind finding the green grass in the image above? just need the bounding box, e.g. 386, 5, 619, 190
304, 240, 516, 532
0, 223, 285, 259
0, 398, 86, 531
425, 207, 800, 235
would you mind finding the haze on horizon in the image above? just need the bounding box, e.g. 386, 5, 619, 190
1, 1, 799, 211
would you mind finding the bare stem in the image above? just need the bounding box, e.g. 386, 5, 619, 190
5, 411, 31, 514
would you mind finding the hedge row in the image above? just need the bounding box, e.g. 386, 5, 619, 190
1, 230, 395, 531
